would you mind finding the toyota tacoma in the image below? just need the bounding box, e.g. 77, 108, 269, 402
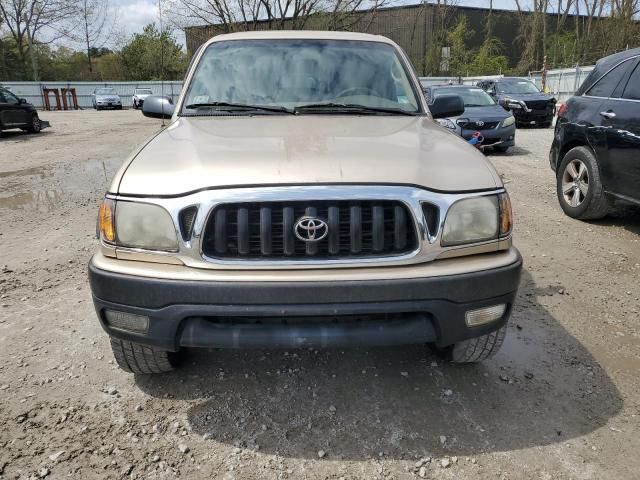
89, 31, 522, 374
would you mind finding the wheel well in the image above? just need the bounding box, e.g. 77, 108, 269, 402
558, 141, 592, 169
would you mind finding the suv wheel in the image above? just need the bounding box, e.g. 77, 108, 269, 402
110, 337, 176, 374
557, 146, 610, 220
27, 113, 41, 133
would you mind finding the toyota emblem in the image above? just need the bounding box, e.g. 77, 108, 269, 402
476, 120, 485, 127
294, 216, 329, 242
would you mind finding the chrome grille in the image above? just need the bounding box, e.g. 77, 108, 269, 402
524, 100, 554, 111
457, 120, 500, 130
201, 200, 418, 260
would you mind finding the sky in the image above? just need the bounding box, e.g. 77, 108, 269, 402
113, 0, 170, 44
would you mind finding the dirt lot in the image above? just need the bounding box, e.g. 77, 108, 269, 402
1, 110, 639, 480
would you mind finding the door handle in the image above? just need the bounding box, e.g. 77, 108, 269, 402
600, 111, 616, 119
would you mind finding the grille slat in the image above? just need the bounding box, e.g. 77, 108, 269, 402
260, 207, 272, 255
237, 208, 249, 255
372, 205, 385, 252
283, 206, 295, 256
202, 200, 418, 260
394, 206, 407, 250
350, 206, 362, 254
328, 206, 340, 254
214, 209, 227, 253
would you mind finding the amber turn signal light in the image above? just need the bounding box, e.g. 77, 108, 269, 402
499, 192, 513, 237
98, 199, 115, 243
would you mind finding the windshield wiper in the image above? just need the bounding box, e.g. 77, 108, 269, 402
183, 102, 293, 114
294, 103, 415, 116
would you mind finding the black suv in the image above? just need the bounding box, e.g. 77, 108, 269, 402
0, 87, 42, 134
477, 77, 556, 127
550, 47, 640, 220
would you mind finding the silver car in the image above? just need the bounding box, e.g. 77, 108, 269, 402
91, 88, 122, 111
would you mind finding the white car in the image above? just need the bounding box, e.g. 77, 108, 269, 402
132, 88, 153, 109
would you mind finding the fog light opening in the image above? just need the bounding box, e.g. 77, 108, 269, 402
104, 310, 149, 333
465, 304, 507, 327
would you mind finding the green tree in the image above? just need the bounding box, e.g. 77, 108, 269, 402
120, 24, 187, 81
468, 36, 509, 76
447, 16, 474, 76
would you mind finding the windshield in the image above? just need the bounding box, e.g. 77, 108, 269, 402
496, 80, 540, 94
96, 88, 116, 95
432, 87, 496, 107
135, 89, 152, 94
183, 39, 420, 114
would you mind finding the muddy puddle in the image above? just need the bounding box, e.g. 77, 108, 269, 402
0, 158, 121, 212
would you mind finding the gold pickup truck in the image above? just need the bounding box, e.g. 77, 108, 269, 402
89, 31, 521, 374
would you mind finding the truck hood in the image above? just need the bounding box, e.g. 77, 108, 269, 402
114, 115, 501, 196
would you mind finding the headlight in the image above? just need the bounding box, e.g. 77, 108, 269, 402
505, 99, 524, 109
436, 118, 456, 129
116, 202, 178, 251
97, 199, 178, 251
442, 193, 512, 246
502, 115, 515, 127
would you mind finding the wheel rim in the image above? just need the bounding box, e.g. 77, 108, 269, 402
32, 116, 41, 131
561, 159, 589, 207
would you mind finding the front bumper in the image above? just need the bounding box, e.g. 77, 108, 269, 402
460, 124, 516, 148
513, 109, 554, 126
89, 249, 522, 351
97, 101, 122, 109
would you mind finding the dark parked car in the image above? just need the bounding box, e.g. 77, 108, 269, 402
550, 47, 640, 219
477, 77, 556, 128
423, 84, 516, 152
0, 87, 43, 134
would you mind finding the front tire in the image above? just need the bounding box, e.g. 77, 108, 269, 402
436, 324, 507, 363
556, 146, 610, 220
110, 337, 176, 374
27, 113, 41, 133
493, 145, 510, 153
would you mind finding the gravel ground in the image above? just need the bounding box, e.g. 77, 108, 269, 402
0, 110, 639, 480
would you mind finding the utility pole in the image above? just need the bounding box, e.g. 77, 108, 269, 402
422, 0, 428, 76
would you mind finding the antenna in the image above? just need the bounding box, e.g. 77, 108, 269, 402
159, 0, 166, 127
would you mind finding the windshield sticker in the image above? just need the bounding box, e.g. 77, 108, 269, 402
192, 95, 210, 104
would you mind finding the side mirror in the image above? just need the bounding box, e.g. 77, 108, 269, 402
142, 96, 175, 119
19, 98, 27, 104
429, 94, 465, 119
